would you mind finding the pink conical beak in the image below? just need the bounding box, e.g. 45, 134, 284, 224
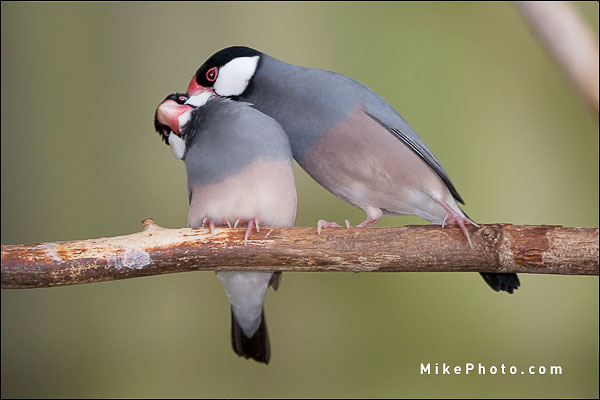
156, 100, 193, 134
187, 77, 210, 96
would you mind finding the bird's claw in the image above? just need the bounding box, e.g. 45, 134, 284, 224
317, 219, 343, 235
201, 218, 216, 235
316, 206, 382, 234
438, 201, 478, 247
243, 218, 261, 244
356, 216, 379, 228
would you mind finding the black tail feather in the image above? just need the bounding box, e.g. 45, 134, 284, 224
269, 271, 282, 291
455, 209, 520, 294
480, 273, 520, 294
231, 307, 270, 364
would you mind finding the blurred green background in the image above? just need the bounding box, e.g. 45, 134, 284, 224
1, 1, 598, 398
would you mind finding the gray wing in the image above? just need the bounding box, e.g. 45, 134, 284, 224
365, 111, 464, 204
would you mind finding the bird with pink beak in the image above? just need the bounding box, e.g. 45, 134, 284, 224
185, 46, 519, 294
154, 91, 297, 363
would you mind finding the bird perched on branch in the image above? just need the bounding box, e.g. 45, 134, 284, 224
155, 91, 297, 363
185, 46, 519, 294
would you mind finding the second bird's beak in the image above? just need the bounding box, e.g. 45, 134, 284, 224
156, 100, 193, 136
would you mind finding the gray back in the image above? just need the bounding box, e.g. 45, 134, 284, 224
241, 54, 463, 203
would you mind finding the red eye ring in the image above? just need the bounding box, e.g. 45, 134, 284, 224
206, 67, 218, 82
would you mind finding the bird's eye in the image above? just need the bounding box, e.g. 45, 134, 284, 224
206, 67, 218, 82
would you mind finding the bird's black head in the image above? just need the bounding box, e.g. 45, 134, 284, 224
187, 46, 262, 98
154, 92, 190, 144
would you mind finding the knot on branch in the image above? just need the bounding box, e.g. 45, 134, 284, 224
481, 226, 501, 246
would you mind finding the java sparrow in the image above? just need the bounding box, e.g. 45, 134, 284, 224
185, 46, 519, 294
155, 91, 297, 363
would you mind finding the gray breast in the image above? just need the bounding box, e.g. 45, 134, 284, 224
182, 98, 293, 187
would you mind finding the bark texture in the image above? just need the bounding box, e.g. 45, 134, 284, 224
1, 219, 598, 289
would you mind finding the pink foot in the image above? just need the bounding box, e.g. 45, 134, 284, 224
356, 216, 380, 228
356, 207, 383, 228
317, 220, 343, 235
438, 200, 479, 246
201, 217, 217, 235
243, 218, 261, 244
318, 207, 383, 234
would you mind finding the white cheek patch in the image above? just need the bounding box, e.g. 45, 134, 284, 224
178, 109, 193, 130
186, 92, 213, 107
168, 133, 186, 160
214, 55, 259, 96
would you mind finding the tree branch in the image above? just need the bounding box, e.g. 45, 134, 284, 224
516, 1, 599, 115
1, 219, 597, 289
